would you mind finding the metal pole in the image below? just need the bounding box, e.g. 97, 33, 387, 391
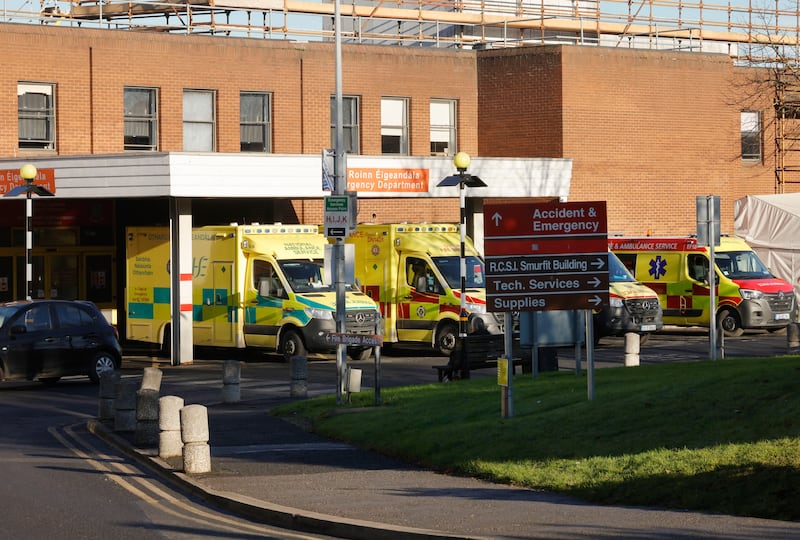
333, 0, 347, 405
707, 196, 717, 362
25, 191, 32, 300
459, 178, 469, 379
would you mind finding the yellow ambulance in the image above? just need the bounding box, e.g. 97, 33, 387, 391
126, 225, 380, 359
344, 223, 502, 355
609, 235, 796, 336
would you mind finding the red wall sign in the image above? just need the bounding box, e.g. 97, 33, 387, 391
483, 201, 609, 312
0, 168, 56, 195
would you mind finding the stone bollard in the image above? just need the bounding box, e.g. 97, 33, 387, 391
787, 322, 800, 354
181, 404, 211, 474
222, 360, 241, 403
114, 380, 138, 433
135, 388, 160, 447
290, 355, 308, 398
98, 370, 120, 421
624, 332, 640, 367
159, 395, 185, 459
141, 366, 163, 392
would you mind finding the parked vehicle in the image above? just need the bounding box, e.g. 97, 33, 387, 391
125, 225, 380, 360
0, 299, 122, 384
594, 251, 663, 342
344, 223, 503, 355
610, 235, 796, 336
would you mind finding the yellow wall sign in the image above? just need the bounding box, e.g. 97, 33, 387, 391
497, 358, 508, 386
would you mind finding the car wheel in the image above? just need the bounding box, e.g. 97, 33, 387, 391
436, 322, 458, 356
89, 351, 119, 383
279, 329, 306, 361
717, 307, 744, 337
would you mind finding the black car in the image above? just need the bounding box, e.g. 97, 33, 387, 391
0, 300, 122, 384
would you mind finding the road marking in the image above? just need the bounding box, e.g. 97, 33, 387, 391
51, 423, 327, 540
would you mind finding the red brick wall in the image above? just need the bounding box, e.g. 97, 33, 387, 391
477, 44, 782, 235
1, 23, 792, 235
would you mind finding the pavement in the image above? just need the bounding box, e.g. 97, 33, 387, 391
86, 370, 800, 540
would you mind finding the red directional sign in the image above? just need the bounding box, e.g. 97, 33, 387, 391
483, 201, 609, 312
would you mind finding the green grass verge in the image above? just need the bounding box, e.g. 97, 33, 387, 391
273, 356, 800, 521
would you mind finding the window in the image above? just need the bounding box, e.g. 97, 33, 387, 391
241, 92, 271, 152
55, 303, 94, 329
124, 87, 158, 151
430, 99, 457, 156
741, 111, 761, 161
381, 97, 409, 155
183, 90, 216, 151
330, 95, 359, 154
18, 82, 55, 150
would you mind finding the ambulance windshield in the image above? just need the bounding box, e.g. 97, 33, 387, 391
714, 251, 773, 279
433, 256, 485, 289
279, 260, 355, 293
609, 251, 635, 283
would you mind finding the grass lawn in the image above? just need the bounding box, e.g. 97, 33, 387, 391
274, 356, 800, 521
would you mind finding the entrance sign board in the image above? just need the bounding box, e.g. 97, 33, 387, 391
483, 201, 609, 311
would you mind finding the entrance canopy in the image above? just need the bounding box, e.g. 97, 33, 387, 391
0, 153, 572, 200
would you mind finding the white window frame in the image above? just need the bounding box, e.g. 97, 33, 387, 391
430, 99, 457, 156
183, 89, 216, 152
331, 95, 360, 155
124, 87, 158, 151
240, 91, 272, 153
381, 97, 409, 155
741, 110, 761, 161
18, 82, 56, 151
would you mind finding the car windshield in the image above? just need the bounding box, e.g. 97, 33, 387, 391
609, 251, 636, 283
278, 260, 357, 293
714, 251, 773, 279
432, 256, 485, 289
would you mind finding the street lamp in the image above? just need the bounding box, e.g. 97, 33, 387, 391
438, 152, 487, 379
4, 164, 54, 300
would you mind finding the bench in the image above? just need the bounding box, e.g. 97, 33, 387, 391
434, 334, 534, 382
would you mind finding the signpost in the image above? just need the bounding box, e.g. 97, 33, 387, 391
483, 200, 609, 405
483, 201, 609, 312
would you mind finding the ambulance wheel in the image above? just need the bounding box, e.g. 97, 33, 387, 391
159, 325, 171, 358
280, 329, 306, 361
435, 322, 458, 356
717, 308, 744, 337
348, 347, 372, 361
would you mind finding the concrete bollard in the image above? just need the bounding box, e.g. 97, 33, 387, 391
135, 388, 160, 447
159, 395, 185, 459
141, 366, 163, 392
98, 370, 120, 421
114, 380, 138, 433
787, 322, 800, 354
290, 355, 308, 398
624, 332, 640, 367
221, 360, 241, 403
181, 404, 211, 474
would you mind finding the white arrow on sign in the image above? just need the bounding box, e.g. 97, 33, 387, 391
588, 276, 602, 288
591, 257, 606, 270
589, 295, 603, 306
492, 212, 503, 227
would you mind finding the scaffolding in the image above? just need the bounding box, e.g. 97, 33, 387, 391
775, 69, 800, 192
1, 0, 797, 61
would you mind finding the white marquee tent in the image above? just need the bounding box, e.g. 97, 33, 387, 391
734, 193, 800, 298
